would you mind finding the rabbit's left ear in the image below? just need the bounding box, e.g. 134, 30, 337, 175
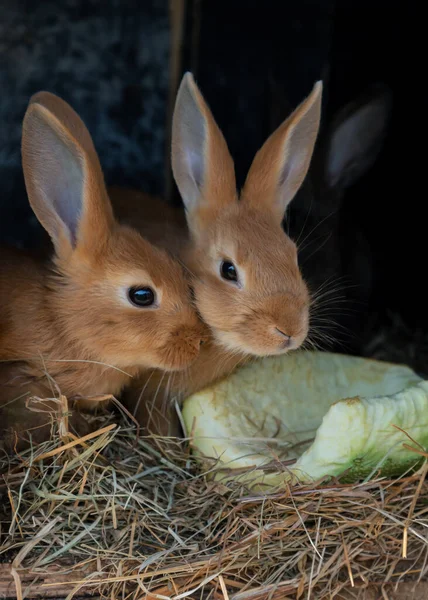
241, 81, 322, 222
324, 84, 393, 190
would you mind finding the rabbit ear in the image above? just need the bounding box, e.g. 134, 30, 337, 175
171, 73, 236, 230
242, 81, 322, 221
22, 92, 114, 260
325, 84, 392, 189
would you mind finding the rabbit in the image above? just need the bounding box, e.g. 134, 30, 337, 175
113, 80, 393, 355
112, 77, 392, 436
0, 90, 205, 450
281, 82, 393, 352
109, 72, 323, 435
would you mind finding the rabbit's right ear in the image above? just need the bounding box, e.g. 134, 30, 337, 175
22, 92, 114, 260
171, 73, 237, 233
241, 81, 322, 223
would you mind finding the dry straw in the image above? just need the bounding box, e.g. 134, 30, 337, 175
0, 396, 427, 599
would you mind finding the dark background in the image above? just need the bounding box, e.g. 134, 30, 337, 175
0, 1, 423, 372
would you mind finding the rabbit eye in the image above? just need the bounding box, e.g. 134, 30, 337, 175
220, 261, 238, 282
128, 286, 156, 307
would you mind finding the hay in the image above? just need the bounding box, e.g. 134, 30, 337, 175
0, 398, 427, 600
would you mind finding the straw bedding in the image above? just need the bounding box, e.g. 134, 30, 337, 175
0, 391, 427, 600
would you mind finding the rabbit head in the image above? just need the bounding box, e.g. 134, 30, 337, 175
171, 73, 322, 356
21, 92, 204, 372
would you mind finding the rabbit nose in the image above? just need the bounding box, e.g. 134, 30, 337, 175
275, 328, 292, 348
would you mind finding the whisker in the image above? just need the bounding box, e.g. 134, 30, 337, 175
295, 208, 338, 253
292, 193, 314, 246
177, 258, 200, 282
132, 370, 156, 418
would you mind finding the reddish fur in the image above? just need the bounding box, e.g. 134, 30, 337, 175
0, 93, 204, 449
111, 76, 322, 435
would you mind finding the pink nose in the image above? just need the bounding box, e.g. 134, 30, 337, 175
275, 328, 292, 348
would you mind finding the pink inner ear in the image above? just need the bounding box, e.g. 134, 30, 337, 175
186, 148, 204, 189
275, 135, 311, 212
26, 111, 85, 247
326, 99, 390, 189
278, 162, 291, 187
172, 79, 208, 210
49, 147, 84, 246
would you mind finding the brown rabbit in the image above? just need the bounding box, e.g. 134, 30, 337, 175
113, 80, 393, 357
110, 73, 322, 435
0, 91, 205, 449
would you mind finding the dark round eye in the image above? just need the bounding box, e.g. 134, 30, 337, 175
220, 261, 238, 282
128, 286, 155, 307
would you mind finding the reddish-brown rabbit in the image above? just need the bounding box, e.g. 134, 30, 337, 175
0, 91, 204, 449
111, 73, 322, 434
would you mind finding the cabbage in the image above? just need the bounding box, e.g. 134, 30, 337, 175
182, 352, 428, 487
